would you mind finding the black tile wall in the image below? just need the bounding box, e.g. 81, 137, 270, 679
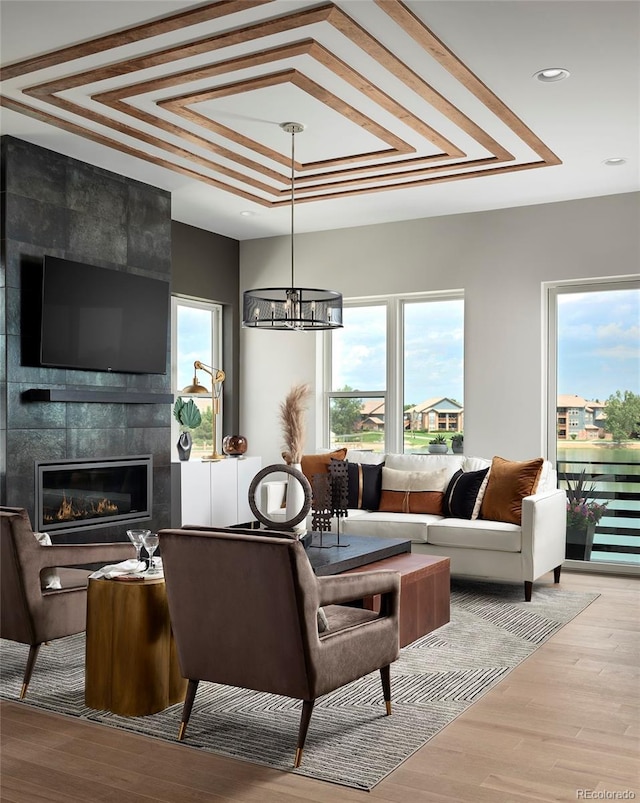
1, 136, 172, 543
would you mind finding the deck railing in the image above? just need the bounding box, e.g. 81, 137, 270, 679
557, 458, 640, 564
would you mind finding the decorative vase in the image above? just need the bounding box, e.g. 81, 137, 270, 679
428, 443, 448, 454
222, 435, 248, 458
285, 462, 307, 536
177, 431, 192, 461
565, 522, 596, 561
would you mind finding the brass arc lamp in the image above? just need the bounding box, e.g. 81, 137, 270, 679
181, 361, 225, 461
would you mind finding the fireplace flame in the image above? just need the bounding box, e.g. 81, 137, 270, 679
44, 494, 119, 523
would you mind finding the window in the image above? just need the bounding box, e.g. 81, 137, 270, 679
172, 298, 222, 459
548, 279, 640, 567
325, 293, 464, 454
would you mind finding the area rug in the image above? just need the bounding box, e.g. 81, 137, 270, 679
0, 580, 598, 791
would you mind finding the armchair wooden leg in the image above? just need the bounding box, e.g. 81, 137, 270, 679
380, 665, 392, 715
554, 565, 562, 583
294, 699, 315, 768
20, 644, 42, 700
177, 679, 199, 741
524, 581, 533, 602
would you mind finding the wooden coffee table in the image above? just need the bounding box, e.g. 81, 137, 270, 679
342, 553, 450, 647
85, 576, 187, 717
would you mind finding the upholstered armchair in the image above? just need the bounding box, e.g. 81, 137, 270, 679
158, 527, 401, 767
0, 506, 134, 698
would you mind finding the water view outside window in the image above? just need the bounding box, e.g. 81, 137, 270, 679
174, 300, 221, 459
556, 286, 640, 566
404, 299, 464, 453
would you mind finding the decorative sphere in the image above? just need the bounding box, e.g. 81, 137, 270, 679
222, 435, 248, 457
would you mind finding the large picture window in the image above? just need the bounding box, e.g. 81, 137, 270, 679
325, 293, 464, 454
172, 298, 222, 460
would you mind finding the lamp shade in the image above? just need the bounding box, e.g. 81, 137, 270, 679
243, 286, 343, 331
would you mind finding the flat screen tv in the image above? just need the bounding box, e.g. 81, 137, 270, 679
40, 256, 169, 374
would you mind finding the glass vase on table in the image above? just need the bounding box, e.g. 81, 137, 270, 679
127, 529, 150, 572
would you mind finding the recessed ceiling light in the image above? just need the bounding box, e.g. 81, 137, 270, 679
602, 157, 627, 166
239, 210, 255, 216
533, 67, 570, 83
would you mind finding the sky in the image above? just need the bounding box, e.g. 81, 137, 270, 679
332, 300, 464, 406
557, 288, 639, 401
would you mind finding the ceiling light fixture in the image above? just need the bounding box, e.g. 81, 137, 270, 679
242, 123, 343, 331
603, 157, 627, 166
533, 67, 570, 82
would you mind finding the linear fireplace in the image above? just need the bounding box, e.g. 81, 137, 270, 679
35, 456, 152, 534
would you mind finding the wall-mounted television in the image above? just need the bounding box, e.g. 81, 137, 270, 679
40, 256, 169, 374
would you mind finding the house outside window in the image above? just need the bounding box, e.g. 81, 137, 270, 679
325, 293, 464, 454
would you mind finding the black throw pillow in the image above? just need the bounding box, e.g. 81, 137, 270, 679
331, 458, 384, 510
442, 467, 490, 519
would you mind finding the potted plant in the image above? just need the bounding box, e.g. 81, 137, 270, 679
451, 434, 464, 454
428, 433, 449, 454
563, 469, 609, 560
173, 398, 202, 461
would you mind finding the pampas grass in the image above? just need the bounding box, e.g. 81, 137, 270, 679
280, 383, 311, 465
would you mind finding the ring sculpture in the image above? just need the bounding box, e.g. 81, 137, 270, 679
248, 464, 312, 530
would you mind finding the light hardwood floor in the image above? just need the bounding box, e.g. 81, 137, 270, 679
1, 571, 638, 803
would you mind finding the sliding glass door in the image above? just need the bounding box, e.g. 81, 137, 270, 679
548, 280, 640, 567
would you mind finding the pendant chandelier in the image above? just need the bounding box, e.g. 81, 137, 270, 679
242, 123, 343, 331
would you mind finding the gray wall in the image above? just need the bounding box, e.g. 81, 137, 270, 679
1, 136, 172, 541
171, 221, 240, 434
240, 192, 640, 465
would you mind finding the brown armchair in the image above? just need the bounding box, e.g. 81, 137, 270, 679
158, 527, 401, 767
0, 506, 134, 698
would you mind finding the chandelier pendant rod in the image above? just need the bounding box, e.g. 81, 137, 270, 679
290, 126, 295, 289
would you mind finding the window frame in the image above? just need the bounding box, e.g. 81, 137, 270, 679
171, 296, 223, 450
322, 290, 464, 454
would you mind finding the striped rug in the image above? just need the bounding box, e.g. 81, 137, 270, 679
0, 580, 598, 791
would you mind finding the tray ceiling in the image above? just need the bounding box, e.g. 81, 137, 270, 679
1, 0, 638, 239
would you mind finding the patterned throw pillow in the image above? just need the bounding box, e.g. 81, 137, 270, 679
442, 468, 490, 519
378, 467, 449, 515
480, 456, 544, 524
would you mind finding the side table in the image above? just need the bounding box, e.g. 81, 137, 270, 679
342, 553, 450, 648
85, 576, 187, 716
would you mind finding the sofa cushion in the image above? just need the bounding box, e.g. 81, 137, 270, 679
346, 450, 386, 465
480, 456, 544, 525
442, 468, 490, 519
379, 466, 449, 515
341, 511, 441, 543
462, 456, 491, 472
427, 518, 522, 552
335, 459, 384, 510
385, 453, 463, 479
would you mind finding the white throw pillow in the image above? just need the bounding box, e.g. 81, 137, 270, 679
33, 532, 62, 590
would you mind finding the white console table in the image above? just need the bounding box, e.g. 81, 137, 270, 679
171, 456, 261, 528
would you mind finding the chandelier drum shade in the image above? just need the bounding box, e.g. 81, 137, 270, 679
242, 123, 343, 331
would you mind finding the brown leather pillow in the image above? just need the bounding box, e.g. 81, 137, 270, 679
300, 449, 347, 484
378, 466, 449, 515
480, 456, 544, 525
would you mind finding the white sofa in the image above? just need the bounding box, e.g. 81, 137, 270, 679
262, 452, 567, 601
